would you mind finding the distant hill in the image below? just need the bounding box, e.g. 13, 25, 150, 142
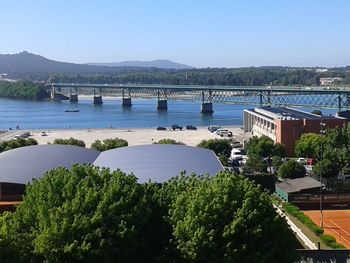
0, 51, 183, 80
87, 59, 193, 69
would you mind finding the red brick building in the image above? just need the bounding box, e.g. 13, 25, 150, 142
243, 107, 347, 156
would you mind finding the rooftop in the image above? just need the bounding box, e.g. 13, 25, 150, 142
0, 144, 223, 185
276, 177, 321, 194
251, 107, 339, 121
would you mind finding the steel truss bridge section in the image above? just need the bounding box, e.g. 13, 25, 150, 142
47, 84, 350, 111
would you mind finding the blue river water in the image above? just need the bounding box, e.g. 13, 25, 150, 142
0, 97, 246, 130
0, 97, 337, 130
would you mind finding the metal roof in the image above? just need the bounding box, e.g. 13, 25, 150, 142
0, 145, 100, 184
251, 107, 339, 120
276, 177, 321, 194
93, 144, 224, 183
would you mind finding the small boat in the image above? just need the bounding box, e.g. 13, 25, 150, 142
64, 109, 80, 113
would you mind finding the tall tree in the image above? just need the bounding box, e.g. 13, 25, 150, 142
0, 165, 161, 262
294, 133, 323, 158
165, 172, 296, 263
277, 160, 306, 179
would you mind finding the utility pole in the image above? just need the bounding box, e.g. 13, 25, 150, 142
320, 122, 326, 228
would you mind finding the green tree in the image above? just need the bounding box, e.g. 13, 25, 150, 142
165, 172, 296, 263
0, 80, 49, 100
0, 138, 38, 153
197, 139, 232, 159
272, 156, 284, 171
91, 138, 128, 151
53, 137, 86, 147
243, 155, 268, 174
277, 160, 306, 179
157, 139, 184, 145
0, 165, 162, 262
245, 136, 285, 159
294, 133, 323, 158
313, 157, 341, 179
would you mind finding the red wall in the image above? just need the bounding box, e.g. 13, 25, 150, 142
274, 118, 347, 156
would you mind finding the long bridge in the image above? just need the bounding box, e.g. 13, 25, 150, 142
47, 83, 350, 113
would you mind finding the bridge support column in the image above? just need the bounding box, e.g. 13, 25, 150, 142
122, 97, 132, 107
93, 95, 103, 104
157, 100, 168, 110
201, 102, 213, 113
122, 89, 132, 107
50, 85, 56, 100
200, 90, 213, 113
70, 94, 78, 102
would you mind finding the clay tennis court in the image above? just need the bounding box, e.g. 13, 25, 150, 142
303, 210, 350, 248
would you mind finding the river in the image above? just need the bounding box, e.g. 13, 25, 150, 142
0, 97, 249, 130
0, 97, 337, 130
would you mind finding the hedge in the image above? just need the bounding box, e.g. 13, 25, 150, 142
282, 203, 345, 249
282, 203, 324, 236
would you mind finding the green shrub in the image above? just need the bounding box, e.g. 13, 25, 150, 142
157, 139, 184, 145
282, 203, 324, 236
329, 242, 345, 249
320, 234, 336, 246
53, 137, 86, 147
91, 138, 128, 151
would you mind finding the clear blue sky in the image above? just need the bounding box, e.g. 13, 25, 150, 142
1, 0, 349, 68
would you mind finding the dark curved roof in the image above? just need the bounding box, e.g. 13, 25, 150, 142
93, 144, 223, 183
0, 145, 100, 184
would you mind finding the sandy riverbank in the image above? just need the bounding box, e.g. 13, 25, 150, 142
12, 127, 250, 147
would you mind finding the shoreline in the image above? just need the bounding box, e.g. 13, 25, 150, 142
6, 126, 250, 147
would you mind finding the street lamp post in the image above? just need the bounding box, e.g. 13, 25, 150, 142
320, 122, 326, 228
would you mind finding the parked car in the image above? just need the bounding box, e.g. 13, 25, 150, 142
230, 148, 243, 160
219, 130, 233, 137
297, 158, 306, 165
156, 126, 167, 131
41, 131, 48, 136
215, 129, 229, 135
208, 125, 221, 132
186, 125, 197, 130
229, 159, 240, 167
172, 124, 183, 131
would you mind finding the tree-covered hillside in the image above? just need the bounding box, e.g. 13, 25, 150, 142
49, 67, 350, 86
0, 81, 48, 100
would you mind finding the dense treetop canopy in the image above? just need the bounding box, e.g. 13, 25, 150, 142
0, 166, 296, 262
0, 81, 48, 100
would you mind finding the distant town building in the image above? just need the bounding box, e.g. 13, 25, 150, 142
243, 107, 347, 156
315, 68, 328, 73
0, 74, 8, 79
320, 77, 343, 86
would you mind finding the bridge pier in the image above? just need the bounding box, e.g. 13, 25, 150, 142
157, 90, 167, 110
200, 90, 213, 113
70, 94, 78, 102
157, 100, 168, 110
201, 102, 213, 113
122, 89, 132, 107
93, 95, 103, 104
122, 97, 132, 107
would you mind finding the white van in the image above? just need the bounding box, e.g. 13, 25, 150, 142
230, 148, 243, 160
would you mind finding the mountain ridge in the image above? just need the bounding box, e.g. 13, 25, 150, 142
87, 59, 192, 69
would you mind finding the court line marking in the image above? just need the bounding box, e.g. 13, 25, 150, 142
329, 219, 350, 237
323, 221, 350, 246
